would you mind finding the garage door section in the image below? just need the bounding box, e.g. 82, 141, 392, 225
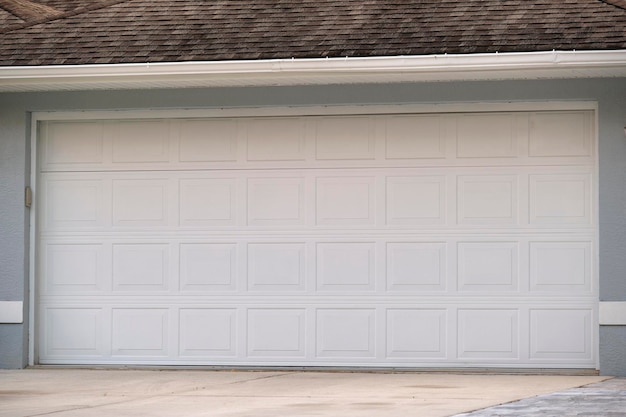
36, 110, 596, 368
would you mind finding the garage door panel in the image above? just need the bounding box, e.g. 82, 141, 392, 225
386, 242, 447, 292
386, 309, 447, 359
316, 176, 376, 226
316, 309, 376, 358
530, 241, 593, 294
529, 112, 593, 157
42, 121, 105, 167
456, 113, 518, 159
40, 236, 593, 299
179, 243, 238, 292
112, 244, 170, 292
246, 118, 306, 161
179, 178, 237, 227
247, 177, 305, 226
111, 308, 169, 357
385, 115, 445, 159
458, 309, 519, 360
43, 307, 106, 359
37, 110, 597, 368
112, 120, 170, 164
179, 119, 238, 163
247, 243, 306, 291
457, 242, 519, 292
43, 178, 104, 230
315, 117, 375, 160
38, 303, 596, 366
457, 175, 518, 225
530, 173, 592, 225
179, 308, 237, 357
40, 170, 593, 232
386, 176, 447, 225
44, 243, 104, 294
112, 179, 169, 227
529, 309, 593, 361
247, 309, 306, 357
40, 111, 594, 173
316, 243, 376, 292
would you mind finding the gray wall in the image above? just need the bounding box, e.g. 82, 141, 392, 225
1, 78, 625, 373
0, 107, 30, 369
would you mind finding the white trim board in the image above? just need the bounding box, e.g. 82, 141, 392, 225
0, 302, 23, 324
599, 302, 626, 325
29, 103, 600, 368
31, 101, 599, 122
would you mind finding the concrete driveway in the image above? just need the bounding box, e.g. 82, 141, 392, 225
0, 369, 608, 417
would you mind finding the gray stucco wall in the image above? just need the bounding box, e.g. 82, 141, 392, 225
0, 107, 29, 369
1, 78, 625, 373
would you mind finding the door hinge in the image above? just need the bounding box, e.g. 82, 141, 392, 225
25, 186, 32, 208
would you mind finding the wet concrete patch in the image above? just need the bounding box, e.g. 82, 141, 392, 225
453, 378, 626, 417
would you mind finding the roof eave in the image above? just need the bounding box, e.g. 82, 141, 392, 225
1, 50, 626, 93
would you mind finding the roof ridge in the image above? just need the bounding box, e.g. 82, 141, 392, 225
1, 0, 129, 34
599, 0, 626, 10
0, 0, 62, 21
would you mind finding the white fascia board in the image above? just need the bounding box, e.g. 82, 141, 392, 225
1, 50, 626, 92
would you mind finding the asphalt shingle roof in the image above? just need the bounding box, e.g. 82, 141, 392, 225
0, 0, 625, 66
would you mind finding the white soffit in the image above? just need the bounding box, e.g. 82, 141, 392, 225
1, 50, 626, 92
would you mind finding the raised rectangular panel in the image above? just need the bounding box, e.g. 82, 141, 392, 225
248, 243, 305, 291
315, 117, 374, 160
246, 118, 305, 161
458, 309, 518, 359
45, 308, 103, 357
458, 176, 517, 224
386, 176, 446, 225
530, 309, 592, 360
386, 243, 446, 291
112, 120, 169, 163
46, 244, 102, 293
45, 179, 102, 229
386, 309, 446, 358
458, 243, 518, 291
248, 309, 305, 357
44, 121, 103, 166
113, 244, 168, 291
530, 174, 590, 224
529, 112, 591, 157
317, 309, 375, 358
316, 177, 375, 225
456, 114, 516, 158
179, 309, 236, 356
247, 178, 304, 226
180, 179, 236, 226
385, 115, 445, 159
317, 243, 375, 291
112, 179, 168, 226
530, 242, 591, 293
179, 119, 237, 162
180, 244, 237, 291
112, 309, 168, 356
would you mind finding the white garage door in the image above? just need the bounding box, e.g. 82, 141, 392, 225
36, 108, 597, 368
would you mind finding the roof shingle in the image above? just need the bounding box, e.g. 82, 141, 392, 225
1, 0, 625, 66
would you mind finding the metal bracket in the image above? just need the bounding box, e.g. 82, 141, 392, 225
25, 186, 32, 208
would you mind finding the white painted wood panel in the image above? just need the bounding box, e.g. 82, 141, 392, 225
37, 109, 597, 368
